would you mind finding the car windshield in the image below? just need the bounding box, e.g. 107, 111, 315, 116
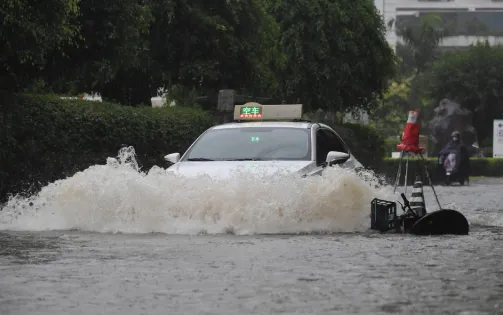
182, 127, 311, 161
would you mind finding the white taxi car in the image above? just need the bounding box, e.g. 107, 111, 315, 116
164, 103, 363, 179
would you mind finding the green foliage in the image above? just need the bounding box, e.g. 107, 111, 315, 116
0, 93, 214, 202
392, 13, 447, 72
43, 0, 153, 104
394, 43, 416, 78
383, 137, 400, 157
271, 0, 397, 114
424, 41, 503, 143
146, 0, 280, 101
1, 0, 396, 113
379, 157, 503, 185
0, 0, 80, 91
370, 76, 413, 137
328, 123, 386, 171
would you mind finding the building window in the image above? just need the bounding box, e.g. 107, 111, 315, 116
396, 12, 503, 37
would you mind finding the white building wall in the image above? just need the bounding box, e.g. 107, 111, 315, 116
374, 0, 503, 50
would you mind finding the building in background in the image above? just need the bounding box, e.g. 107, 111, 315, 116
374, 0, 503, 50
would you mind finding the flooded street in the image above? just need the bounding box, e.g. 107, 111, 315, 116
1, 176, 502, 315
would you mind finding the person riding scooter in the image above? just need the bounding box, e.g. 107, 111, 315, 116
438, 131, 470, 185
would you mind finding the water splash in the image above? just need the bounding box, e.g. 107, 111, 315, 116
0, 147, 404, 235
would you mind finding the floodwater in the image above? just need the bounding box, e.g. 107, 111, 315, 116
1, 148, 502, 315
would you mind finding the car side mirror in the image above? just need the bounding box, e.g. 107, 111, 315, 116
164, 153, 181, 164
326, 151, 350, 166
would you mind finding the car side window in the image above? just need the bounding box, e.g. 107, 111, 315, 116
316, 129, 329, 165
320, 129, 348, 154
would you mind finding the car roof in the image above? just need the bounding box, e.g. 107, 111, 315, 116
210, 121, 314, 130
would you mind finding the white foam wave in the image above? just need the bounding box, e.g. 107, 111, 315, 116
0, 147, 399, 235
465, 211, 503, 228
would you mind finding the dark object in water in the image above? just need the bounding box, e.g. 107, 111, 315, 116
370, 194, 469, 236
370, 198, 397, 232
410, 209, 469, 235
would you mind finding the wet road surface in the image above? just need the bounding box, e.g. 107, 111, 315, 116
1, 178, 503, 315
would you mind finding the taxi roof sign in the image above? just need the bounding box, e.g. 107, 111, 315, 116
233, 102, 303, 121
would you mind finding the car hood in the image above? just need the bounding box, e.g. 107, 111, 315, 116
165, 160, 315, 180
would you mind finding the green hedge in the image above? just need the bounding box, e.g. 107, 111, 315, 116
0, 93, 215, 202
379, 157, 503, 185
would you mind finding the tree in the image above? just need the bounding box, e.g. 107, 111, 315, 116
42, 0, 153, 104
5, 0, 279, 105
424, 41, 503, 143
372, 13, 447, 134
270, 0, 396, 114
390, 13, 447, 73
387, 14, 446, 110
148, 0, 280, 102
371, 76, 414, 136
0, 0, 80, 91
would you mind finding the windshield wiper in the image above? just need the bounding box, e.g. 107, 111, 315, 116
187, 158, 215, 161
223, 158, 264, 161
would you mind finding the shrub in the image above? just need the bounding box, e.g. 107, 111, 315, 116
379, 157, 503, 185
383, 137, 399, 157
0, 93, 215, 202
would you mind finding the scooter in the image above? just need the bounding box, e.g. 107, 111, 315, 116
438, 153, 468, 186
